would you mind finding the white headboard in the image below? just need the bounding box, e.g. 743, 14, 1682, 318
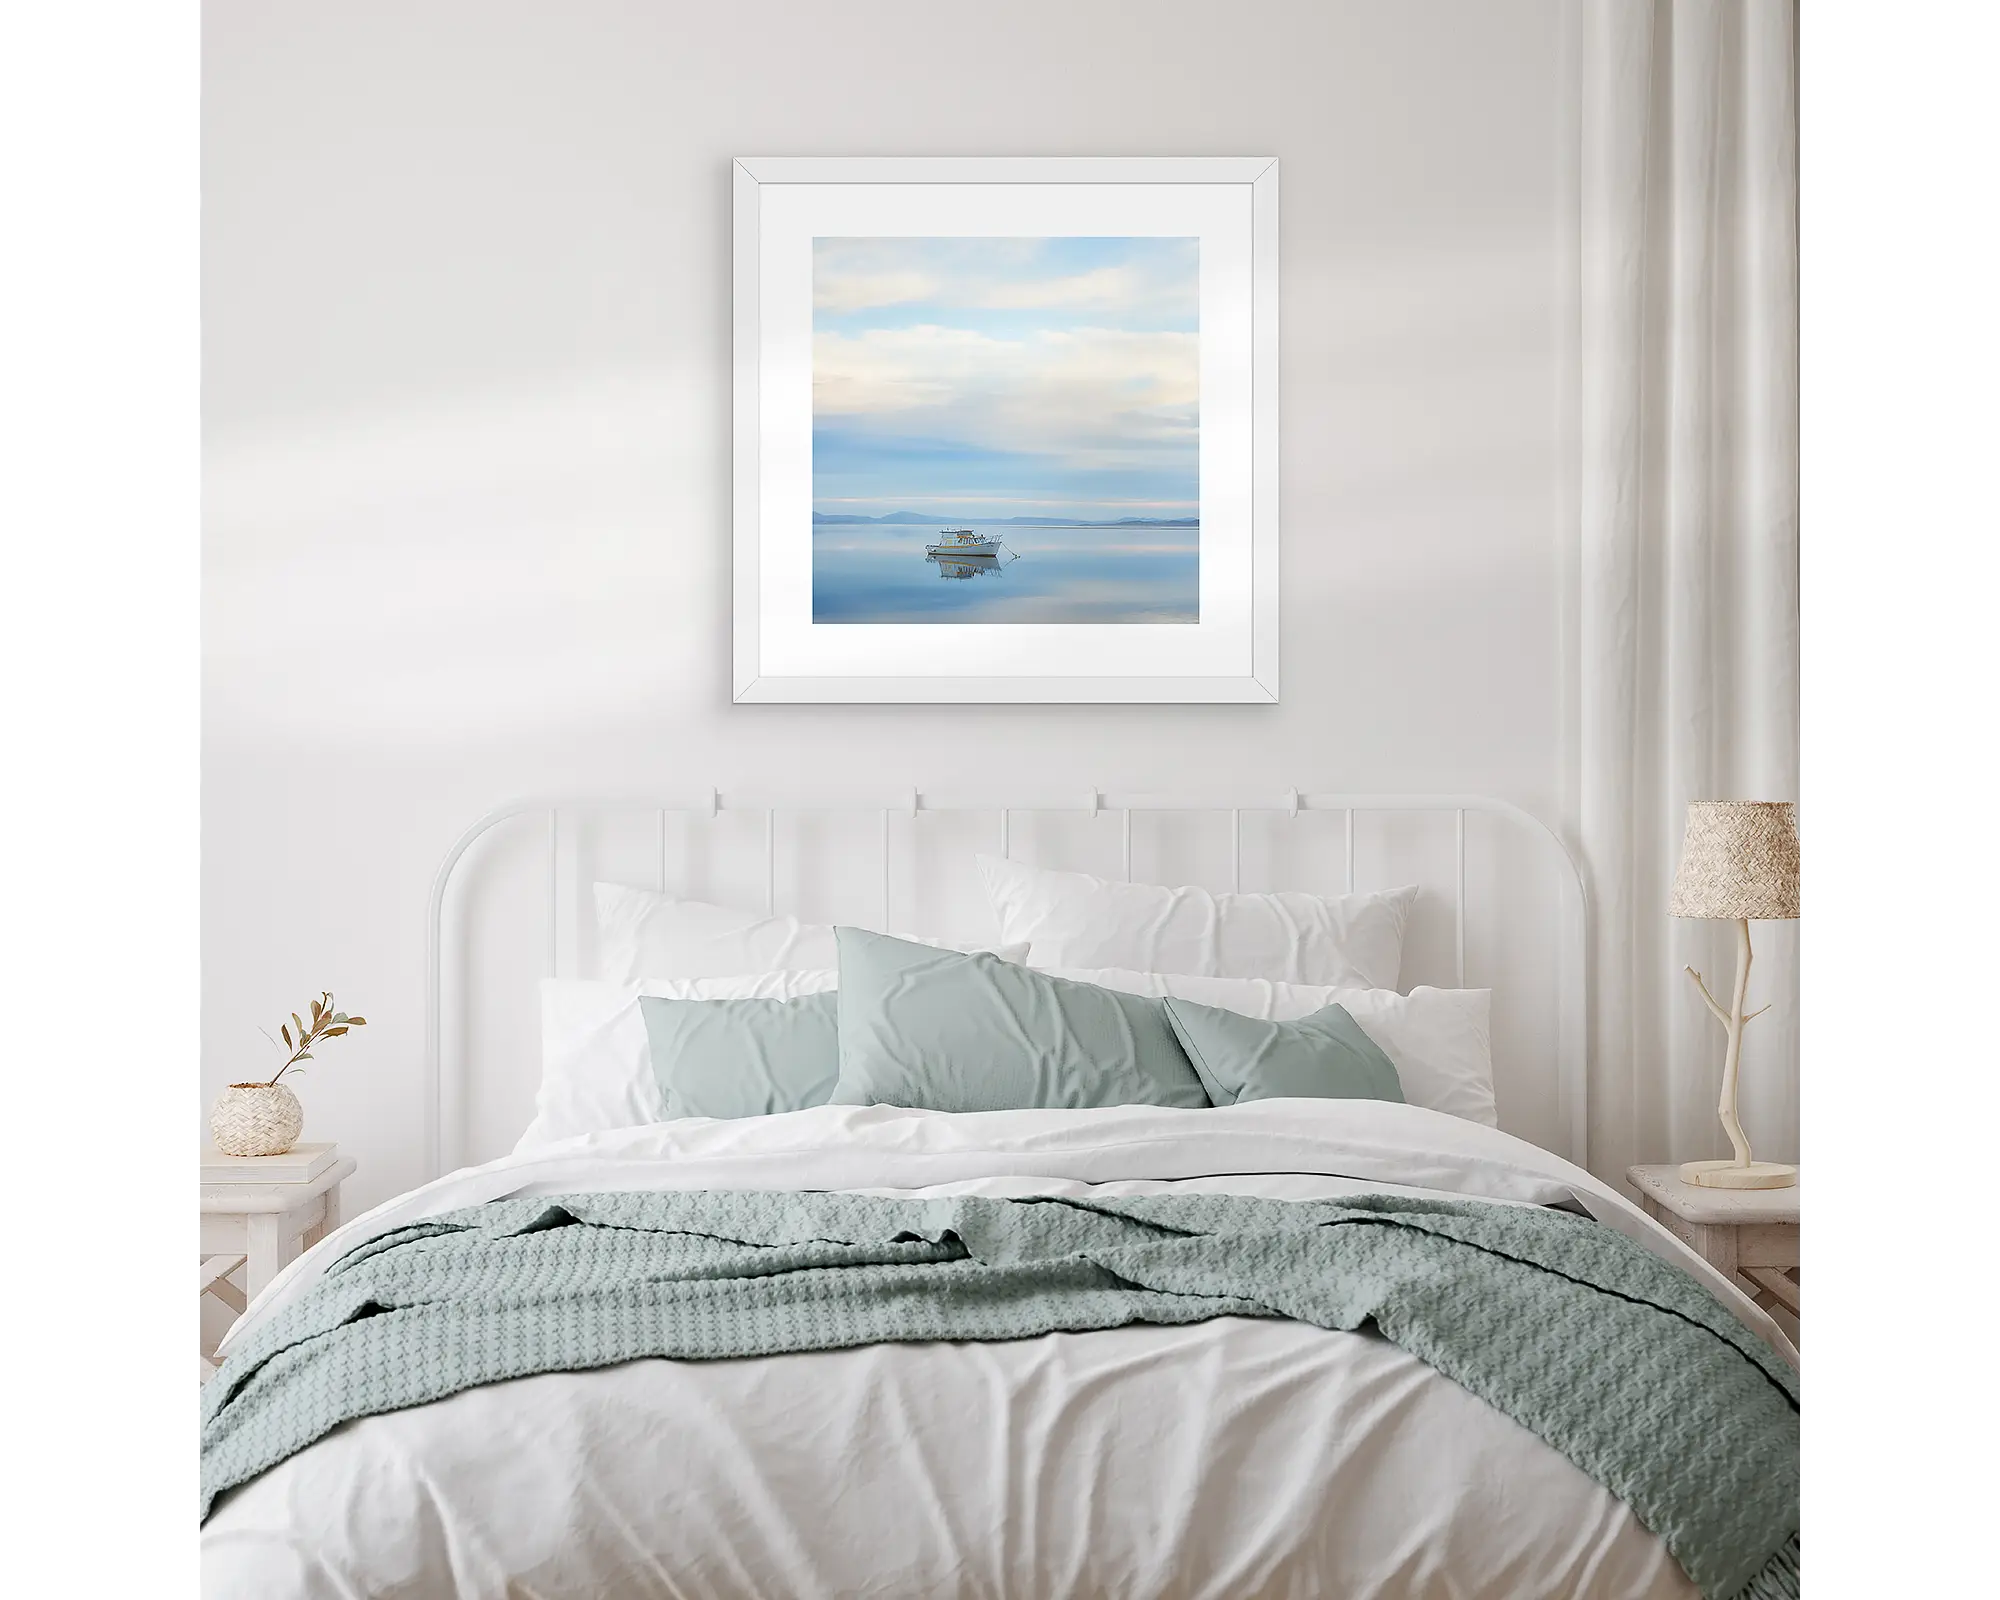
428, 791, 1588, 1179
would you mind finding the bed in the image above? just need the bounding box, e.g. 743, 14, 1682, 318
200, 792, 1799, 1599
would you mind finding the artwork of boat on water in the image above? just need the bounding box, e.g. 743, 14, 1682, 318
810, 236, 1199, 624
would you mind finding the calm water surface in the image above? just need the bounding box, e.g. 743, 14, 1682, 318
812, 523, 1199, 624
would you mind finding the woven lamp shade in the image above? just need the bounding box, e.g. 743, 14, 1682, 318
1668, 801, 1800, 920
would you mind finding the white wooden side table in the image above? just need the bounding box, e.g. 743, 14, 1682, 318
201, 1155, 356, 1374
1627, 1163, 1799, 1331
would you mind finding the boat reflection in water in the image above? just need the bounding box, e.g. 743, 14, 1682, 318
927, 552, 1005, 581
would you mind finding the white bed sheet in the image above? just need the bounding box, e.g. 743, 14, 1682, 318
204, 1101, 1792, 1599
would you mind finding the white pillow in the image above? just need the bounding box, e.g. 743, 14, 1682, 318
1047, 967, 1497, 1127
593, 881, 1029, 981
979, 855, 1417, 989
519, 972, 840, 1152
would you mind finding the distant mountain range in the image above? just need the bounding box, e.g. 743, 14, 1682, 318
813, 512, 1199, 528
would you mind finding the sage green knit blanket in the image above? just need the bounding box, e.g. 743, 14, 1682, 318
201, 1190, 1799, 1598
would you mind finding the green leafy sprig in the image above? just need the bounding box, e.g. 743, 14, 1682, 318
263, 992, 367, 1086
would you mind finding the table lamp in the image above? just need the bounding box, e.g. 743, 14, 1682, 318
1668, 800, 1800, 1190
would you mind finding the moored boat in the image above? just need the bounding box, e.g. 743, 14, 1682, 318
924, 528, 1002, 557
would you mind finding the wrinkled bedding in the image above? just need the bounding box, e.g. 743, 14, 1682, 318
203, 1100, 1796, 1600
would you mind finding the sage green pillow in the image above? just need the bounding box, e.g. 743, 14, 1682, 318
829, 926, 1208, 1112
1161, 996, 1405, 1108
638, 991, 839, 1119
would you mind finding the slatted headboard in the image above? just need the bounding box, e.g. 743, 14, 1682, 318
427, 790, 1588, 1178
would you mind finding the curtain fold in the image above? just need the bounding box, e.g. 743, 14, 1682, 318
1580, 0, 1799, 1186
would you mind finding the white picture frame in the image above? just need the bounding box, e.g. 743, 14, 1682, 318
733, 156, 1279, 704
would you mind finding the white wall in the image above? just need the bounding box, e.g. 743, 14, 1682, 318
204, 0, 1573, 1215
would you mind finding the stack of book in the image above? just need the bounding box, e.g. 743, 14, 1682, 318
201, 1141, 338, 1183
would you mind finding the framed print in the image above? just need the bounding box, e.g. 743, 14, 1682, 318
733, 156, 1278, 703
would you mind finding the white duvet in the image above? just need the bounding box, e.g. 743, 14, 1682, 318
203, 1101, 1794, 1600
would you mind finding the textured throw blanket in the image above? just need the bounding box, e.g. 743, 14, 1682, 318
201, 1191, 1799, 1599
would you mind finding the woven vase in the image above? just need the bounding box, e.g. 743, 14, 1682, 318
210, 1083, 304, 1157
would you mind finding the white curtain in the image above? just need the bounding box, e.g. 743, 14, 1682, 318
1579, 0, 1799, 1186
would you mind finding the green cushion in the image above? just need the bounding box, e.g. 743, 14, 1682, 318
638, 991, 840, 1119
1162, 996, 1406, 1107
829, 926, 1208, 1112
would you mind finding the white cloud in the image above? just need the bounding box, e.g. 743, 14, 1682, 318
975, 267, 1140, 311
813, 324, 1197, 462
813, 270, 940, 313
813, 240, 1198, 324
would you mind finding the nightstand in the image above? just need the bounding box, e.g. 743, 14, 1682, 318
201, 1147, 356, 1374
1627, 1164, 1799, 1329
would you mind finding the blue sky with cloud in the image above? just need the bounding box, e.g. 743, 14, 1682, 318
813, 237, 1199, 521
